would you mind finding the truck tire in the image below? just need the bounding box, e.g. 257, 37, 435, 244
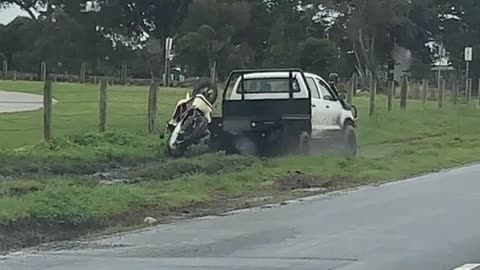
342, 125, 357, 158
298, 131, 311, 155
233, 136, 258, 156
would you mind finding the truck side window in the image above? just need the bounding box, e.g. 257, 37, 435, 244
306, 77, 320, 99
316, 78, 334, 101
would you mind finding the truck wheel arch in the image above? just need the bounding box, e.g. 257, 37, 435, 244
343, 118, 355, 129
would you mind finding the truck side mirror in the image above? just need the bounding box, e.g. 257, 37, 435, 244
338, 92, 347, 101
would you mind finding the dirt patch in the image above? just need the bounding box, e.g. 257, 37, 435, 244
277, 171, 335, 191
0, 192, 289, 253
0, 206, 170, 253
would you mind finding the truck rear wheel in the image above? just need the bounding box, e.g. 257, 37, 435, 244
342, 125, 357, 158
298, 131, 311, 155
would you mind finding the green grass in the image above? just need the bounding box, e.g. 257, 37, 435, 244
0, 80, 188, 148
2, 81, 480, 250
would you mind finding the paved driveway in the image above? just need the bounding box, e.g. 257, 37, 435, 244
0, 90, 48, 113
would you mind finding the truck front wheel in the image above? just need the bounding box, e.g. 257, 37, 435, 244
298, 131, 311, 155
342, 125, 357, 158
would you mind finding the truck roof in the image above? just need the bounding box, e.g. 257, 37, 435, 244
239, 71, 318, 79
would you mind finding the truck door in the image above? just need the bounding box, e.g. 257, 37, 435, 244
305, 77, 329, 139
315, 77, 342, 131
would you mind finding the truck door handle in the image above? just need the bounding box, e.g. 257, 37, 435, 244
326, 105, 330, 109
312, 104, 317, 108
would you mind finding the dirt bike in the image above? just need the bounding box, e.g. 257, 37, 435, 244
164, 80, 218, 157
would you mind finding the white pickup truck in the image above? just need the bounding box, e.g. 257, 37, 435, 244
208, 69, 358, 157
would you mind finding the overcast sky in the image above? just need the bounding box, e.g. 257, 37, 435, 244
0, 5, 28, 25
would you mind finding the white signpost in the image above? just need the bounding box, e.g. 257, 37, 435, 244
437, 44, 446, 90
465, 46, 473, 98
164, 37, 173, 86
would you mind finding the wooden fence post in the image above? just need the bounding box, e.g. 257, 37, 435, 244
80, 63, 86, 84
430, 79, 437, 100
439, 80, 445, 109
400, 75, 408, 110
12, 71, 16, 81
478, 78, 480, 107
2, 60, 7, 80
452, 80, 458, 105
121, 64, 128, 85
413, 81, 420, 100
98, 80, 108, 132
40, 61, 47, 81
347, 74, 355, 104
422, 79, 428, 105
352, 73, 358, 97
43, 80, 53, 142
393, 80, 397, 97
369, 78, 376, 117
209, 61, 216, 85
147, 81, 159, 134
387, 81, 393, 112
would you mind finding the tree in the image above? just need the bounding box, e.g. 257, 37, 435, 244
30, 8, 89, 73
0, 0, 445, 81
262, 0, 310, 68
435, 0, 480, 81
175, 0, 252, 78
298, 38, 339, 76
175, 31, 209, 76
0, 16, 40, 71
330, 0, 412, 80
90, 0, 192, 53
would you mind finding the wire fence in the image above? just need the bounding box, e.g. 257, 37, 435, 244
1, 60, 199, 88
0, 79, 188, 147
1, 73, 480, 148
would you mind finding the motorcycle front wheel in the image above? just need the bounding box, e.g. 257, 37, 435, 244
167, 122, 186, 157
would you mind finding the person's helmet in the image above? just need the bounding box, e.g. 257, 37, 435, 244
328, 73, 340, 84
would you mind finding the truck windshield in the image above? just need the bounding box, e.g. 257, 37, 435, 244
237, 78, 301, 93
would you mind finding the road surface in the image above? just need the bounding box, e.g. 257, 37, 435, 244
2, 164, 480, 270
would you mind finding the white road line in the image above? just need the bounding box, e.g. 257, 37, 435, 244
453, 263, 480, 270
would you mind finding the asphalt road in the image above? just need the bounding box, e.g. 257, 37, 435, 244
3, 164, 480, 270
